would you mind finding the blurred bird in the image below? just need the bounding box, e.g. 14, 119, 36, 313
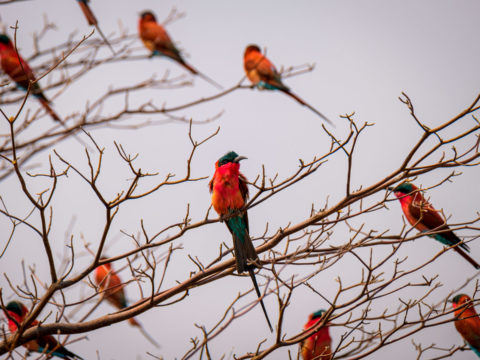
138, 10, 222, 89
0, 34, 61, 122
209, 151, 273, 332
389, 182, 479, 269
4, 301, 83, 359
94, 259, 140, 327
94, 259, 160, 347
451, 294, 480, 357
243, 44, 333, 126
75, 0, 115, 53
300, 309, 332, 360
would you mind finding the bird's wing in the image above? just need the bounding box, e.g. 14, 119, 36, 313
238, 173, 249, 232
408, 197, 445, 229
408, 196, 463, 246
245, 53, 286, 89
2, 53, 35, 90
143, 23, 182, 60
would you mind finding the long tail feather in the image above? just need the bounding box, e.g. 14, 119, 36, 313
280, 89, 334, 127
179, 62, 223, 90
134, 321, 161, 348
78, 1, 97, 26
38, 97, 61, 122
37, 98, 90, 148
453, 247, 480, 269
94, 24, 116, 55
248, 268, 273, 332
128, 316, 140, 327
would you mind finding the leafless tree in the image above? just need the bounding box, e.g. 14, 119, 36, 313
1, 10, 480, 360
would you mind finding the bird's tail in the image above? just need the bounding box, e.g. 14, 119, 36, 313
229, 218, 258, 274
78, 0, 98, 26
38, 97, 62, 122
134, 320, 161, 348
453, 246, 480, 269
94, 24, 115, 55
179, 61, 223, 90
128, 316, 140, 327
248, 268, 273, 332
280, 89, 334, 127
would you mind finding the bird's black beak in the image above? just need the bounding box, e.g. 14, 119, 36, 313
234, 155, 247, 163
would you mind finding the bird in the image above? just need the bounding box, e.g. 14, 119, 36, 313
3, 300, 83, 359
300, 309, 332, 360
75, 0, 115, 53
451, 294, 480, 357
94, 259, 161, 347
243, 44, 333, 126
138, 10, 222, 89
94, 259, 140, 327
0, 34, 61, 122
389, 182, 479, 269
209, 151, 273, 332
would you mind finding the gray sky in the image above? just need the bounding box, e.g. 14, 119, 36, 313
1, 0, 480, 359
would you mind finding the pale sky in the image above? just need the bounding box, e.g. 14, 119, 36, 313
1, 1, 480, 359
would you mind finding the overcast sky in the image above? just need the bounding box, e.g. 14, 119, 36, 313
1, 1, 480, 359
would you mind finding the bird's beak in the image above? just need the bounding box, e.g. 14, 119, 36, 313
387, 186, 394, 191
234, 155, 247, 163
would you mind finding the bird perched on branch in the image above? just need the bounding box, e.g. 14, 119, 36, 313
0, 34, 61, 122
300, 309, 332, 360
3, 301, 83, 359
75, 0, 115, 53
209, 151, 273, 332
243, 44, 333, 126
94, 259, 160, 347
451, 294, 480, 357
138, 10, 222, 89
94, 259, 140, 327
389, 182, 479, 269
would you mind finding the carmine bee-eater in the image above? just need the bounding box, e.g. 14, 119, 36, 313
94, 259, 160, 347
451, 294, 480, 357
94, 259, 140, 327
389, 182, 479, 269
243, 44, 333, 126
138, 11, 222, 89
209, 151, 273, 332
75, 0, 115, 53
300, 309, 332, 360
4, 301, 83, 359
0, 34, 61, 122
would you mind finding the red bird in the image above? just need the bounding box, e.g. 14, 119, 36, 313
451, 294, 480, 357
94, 260, 140, 327
300, 310, 332, 360
243, 44, 333, 126
4, 301, 83, 359
390, 182, 479, 269
209, 151, 273, 332
0, 34, 61, 122
138, 11, 222, 89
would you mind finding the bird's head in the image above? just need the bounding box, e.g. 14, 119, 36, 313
309, 309, 327, 321
451, 294, 472, 309
388, 181, 417, 197
216, 151, 247, 168
6, 301, 27, 317
97, 257, 112, 270
140, 11, 157, 22
244, 44, 261, 56
0, 34, 12, 48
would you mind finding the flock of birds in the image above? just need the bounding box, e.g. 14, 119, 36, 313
1, 1, 479, 359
